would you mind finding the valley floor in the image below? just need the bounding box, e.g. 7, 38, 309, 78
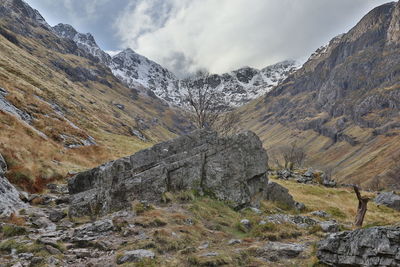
1, 177, 399, 267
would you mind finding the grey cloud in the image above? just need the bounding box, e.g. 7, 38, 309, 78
25, 0, 392, 75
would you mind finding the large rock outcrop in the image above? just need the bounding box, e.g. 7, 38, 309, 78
375, 192, 400, 211
317, 226, 400, 266
0, 153, 27, 217
69, 130, 284, 217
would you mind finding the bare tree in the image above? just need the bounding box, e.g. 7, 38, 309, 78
182, 74, 236, 132
278, 142, 307, 170
353, 185, 370, 227
214, 111, 240, 136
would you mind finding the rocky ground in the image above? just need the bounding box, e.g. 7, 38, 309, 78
0, 181, 334, 267
2, 130, 400, 267
2, 179, 400, 267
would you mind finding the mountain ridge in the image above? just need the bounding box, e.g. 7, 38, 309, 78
52, 23, 299, 107
238, 0, 400, 187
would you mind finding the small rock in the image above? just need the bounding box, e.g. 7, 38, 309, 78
256, 242, 305, 262
250, 207, 262, 214
201, 252, 219, 257
311, 210, 330, 218
295, 202, 306, 211
55, 196, 70, 205
228, 239, 242, 245
45, 245, 61, 255
32, 217, 56, 230
73, 219, 114, 238
304, 169, 314, 177
18, 253, 34, 260
240, 219, 251, 229
37, 238, 59, 248
49, 210, 66, 222
277, 170, 292, 179
319, 221, 339, 233
30, 257, 44, 266
198, 242, 209, 249
47, 256, 60, 266
117, 249, 155, 264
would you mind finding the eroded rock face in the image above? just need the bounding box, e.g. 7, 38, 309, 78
0, 153, 27, 217
68, 130, 271, 217
317, 226, 400, 266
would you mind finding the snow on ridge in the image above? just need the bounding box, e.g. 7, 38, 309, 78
52, 23, 298, 107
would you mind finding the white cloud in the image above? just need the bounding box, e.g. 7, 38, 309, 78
114, 0, 390, 76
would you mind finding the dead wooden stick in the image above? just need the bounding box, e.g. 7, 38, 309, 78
353, 185, 370, 227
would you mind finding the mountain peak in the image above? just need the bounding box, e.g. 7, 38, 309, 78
53, 23, 111, 65
53, 23, 78, 39
2, 0, 52, 30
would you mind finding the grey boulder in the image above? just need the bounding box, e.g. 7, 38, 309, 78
375, 192, 400, 211
68, 130, 278, 217
317, 226, 400, 266
265, 181, 304, 210
117, 249, 155, 264
255, 242, 305, 262
0, 153, 27, 217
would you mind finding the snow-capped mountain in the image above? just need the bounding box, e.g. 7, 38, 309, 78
53, 24, 299, 107
110, 49, 181, 104
53, 24, 112, 65
183, 61, 300, 107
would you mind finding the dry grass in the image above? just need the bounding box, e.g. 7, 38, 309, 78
273, 178, 400, 227
0, 22, 187, 191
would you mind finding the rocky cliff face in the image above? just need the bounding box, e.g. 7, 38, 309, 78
109, 48, 181, 104
265, 1, 400, 131
317, 226, 400, 266
68, 130, 274, 216
239, 1, 400, 186
53, 23, 112, 66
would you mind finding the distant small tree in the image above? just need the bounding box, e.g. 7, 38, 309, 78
278, 142, 307, 170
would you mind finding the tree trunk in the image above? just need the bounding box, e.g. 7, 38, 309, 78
353, 186, 369, 227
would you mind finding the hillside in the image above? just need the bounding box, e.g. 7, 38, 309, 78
0, 0, 191, 192
238, 1, 400, 188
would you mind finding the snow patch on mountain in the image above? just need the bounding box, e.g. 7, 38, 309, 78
52, 23, 299, 107
109, 49, 181, 104
53, 23, 112, 65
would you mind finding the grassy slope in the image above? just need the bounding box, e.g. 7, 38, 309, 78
237, 96, 400, 189
0, 23, 187, 192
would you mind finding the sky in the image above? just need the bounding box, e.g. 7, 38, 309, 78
25, 0, 392, 77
